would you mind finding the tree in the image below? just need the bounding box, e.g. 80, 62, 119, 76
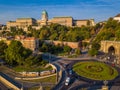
63, 45, 72, 54
4, 40, 32, 66
94, 18, 120, 42
3, 26, 7, 30
115, 29, 120, 40
75, 48, 81, 55
91, 42, 101, 50
41, 43, 49, 52
82, 42, 88, 49
0, 41, 8, 59
39, 29, 50, 40
88, 48, 98, 56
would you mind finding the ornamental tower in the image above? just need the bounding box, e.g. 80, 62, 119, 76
41, 10, 48, 21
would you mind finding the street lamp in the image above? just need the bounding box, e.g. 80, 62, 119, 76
39, 82, 43, 90
102, 80, 109, 90
20, 82, 23, 90
103, 80, 108, 86
49, 53, 51, 64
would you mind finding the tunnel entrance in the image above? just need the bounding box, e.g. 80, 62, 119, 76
108, 46, 115, 55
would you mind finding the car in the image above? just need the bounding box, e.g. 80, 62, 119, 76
69, 70, 73, 75
65, 77, 70, 86
63, 64, 68, 68
112, 63, 115, 67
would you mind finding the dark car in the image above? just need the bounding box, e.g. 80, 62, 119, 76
63, 64, 68, 68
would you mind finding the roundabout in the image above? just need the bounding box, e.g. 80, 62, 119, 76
73, 61, 118, 80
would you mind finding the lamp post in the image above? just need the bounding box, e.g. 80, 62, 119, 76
21, 82, 23, 90
102, 80, 108, 90
39, 82, 43, 90
49, 53, 51, 64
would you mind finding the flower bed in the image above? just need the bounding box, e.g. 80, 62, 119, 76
73, 61, 118, 80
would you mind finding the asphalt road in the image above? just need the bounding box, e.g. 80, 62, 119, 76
0, 82, 8, 90
52, 56, 120, 90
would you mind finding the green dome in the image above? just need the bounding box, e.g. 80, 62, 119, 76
42, 10, 48, 15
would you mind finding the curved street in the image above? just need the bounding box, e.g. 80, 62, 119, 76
51, 54, 120, 90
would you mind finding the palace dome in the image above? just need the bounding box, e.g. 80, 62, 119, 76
42, 10, 48, 15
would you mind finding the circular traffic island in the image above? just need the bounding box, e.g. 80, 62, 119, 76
73, 61, 118, 80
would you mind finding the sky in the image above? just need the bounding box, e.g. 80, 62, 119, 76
0, 0, 120, 24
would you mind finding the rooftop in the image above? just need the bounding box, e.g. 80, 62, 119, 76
115, 14, 120, 17
15, 35, 36, 40
8, 21, 16, 22
74, 19, 89, 21
53, 16, 73, 18
17, 18, 36, 20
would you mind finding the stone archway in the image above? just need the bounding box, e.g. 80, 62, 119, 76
108, 46, 115, 55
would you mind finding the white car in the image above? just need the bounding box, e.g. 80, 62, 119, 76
65, 77, 70, 86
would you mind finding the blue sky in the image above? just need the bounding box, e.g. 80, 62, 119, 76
0, 0, 120, 24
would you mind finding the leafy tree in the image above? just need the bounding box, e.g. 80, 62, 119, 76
75, 48, 82, 55
41, 43, 49, 52
4, 40, 32, 66
39, 29, 50, 40
27, 25, 33, 31
17, 28, 26, 35
115, 28, 120, 40
3, 26, 7, 30
25, 55, 42, 66
94, 18, 120, 42
63, 45, 72, 54
0, 41, 8, 59
91, 42, 101, 50
88, 48, 98, 56
94, 23, 101, 30
49, 33, 58, 40
82, 42, 88, 49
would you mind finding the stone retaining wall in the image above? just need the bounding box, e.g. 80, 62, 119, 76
0, 72, 22, 90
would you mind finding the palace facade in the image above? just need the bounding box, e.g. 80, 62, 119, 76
7, 10, 95, 30
113, 14, 120, 22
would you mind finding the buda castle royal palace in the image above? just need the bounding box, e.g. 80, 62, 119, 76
7, 10, 95, 30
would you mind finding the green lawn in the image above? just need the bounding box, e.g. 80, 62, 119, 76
24, 75, 56, 90
29, 86, 51, 90
13, 65, 53, 72
73, 61, 118, 80
24, 74, 57, 83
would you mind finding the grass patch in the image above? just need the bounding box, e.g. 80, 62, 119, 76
24, 74, 57, 83
68, 54, 78, 58
29, 87, 40, 90
13, 65, 53, 72
28, 86, 51, 90
73, 61, 118, 80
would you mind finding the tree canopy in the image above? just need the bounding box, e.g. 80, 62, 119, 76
94, 18, 120, 42
0, 41, 8, 59
4, 40, 32, 66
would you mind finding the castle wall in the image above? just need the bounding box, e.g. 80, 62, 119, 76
50, 17, 73, 27
44, 40, 79, 49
